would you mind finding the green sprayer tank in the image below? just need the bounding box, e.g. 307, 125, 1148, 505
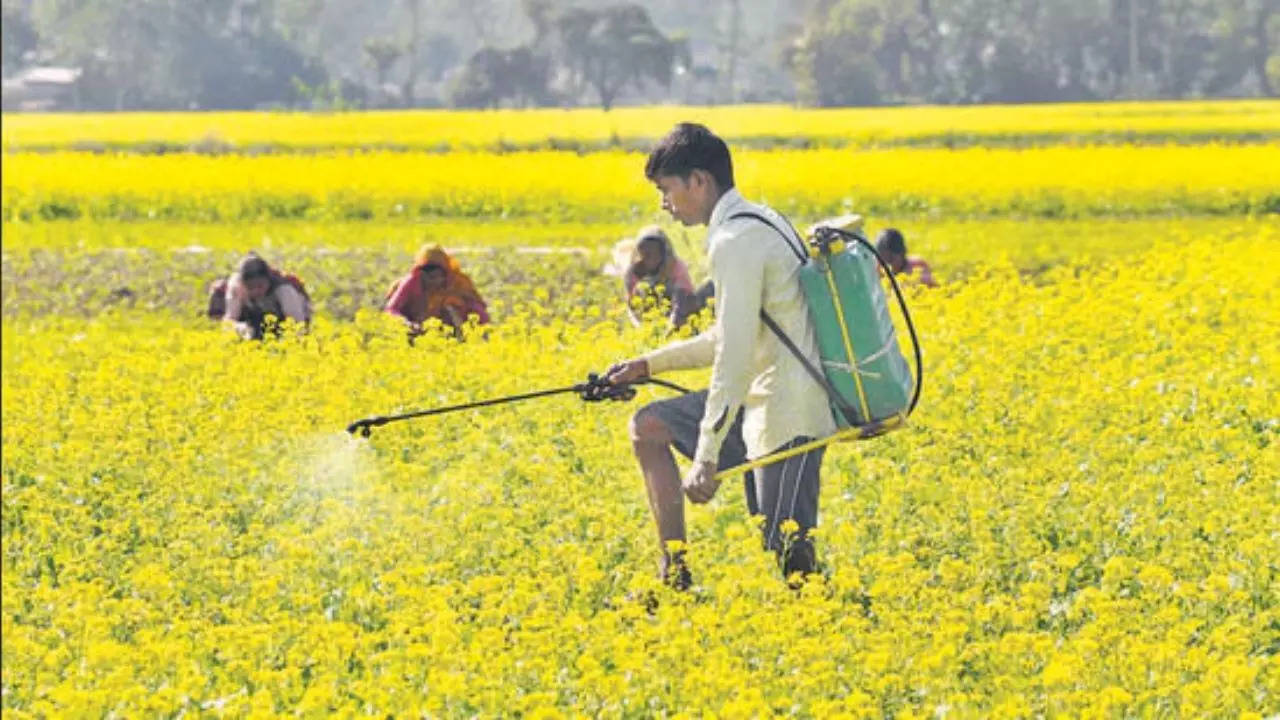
800, 215, 915, 428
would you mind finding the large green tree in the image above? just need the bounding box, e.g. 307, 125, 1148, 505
787, 0, 938, 105
448, 45, 551, 108
549, 3, 682, 110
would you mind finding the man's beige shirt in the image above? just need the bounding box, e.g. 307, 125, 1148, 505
643, 188, 836, 463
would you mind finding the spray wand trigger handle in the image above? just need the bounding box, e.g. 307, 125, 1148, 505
579, 371, 637, 402
578, 373, 597, 402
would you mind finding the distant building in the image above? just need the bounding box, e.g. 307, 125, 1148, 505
1, 66, 83, 111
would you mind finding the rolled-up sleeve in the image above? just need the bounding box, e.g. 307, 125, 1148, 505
693, 234, 764, 464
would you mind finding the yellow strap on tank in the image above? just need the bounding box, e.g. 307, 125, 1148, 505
712, 413, 907, 481
822, 262, 872, 423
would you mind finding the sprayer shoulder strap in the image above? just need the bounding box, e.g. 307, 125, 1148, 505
729, 211, 860, 426
728, 211, 807, 264
757, 310, 859, 425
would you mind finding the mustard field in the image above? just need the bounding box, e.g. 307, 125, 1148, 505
2, 103, 1278, 717
5, 100, 1280, 151
5, 144, 1279, 223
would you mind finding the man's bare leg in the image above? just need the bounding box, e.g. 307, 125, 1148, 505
630, 408, 685, 548
629, 408, 694, 588
607, 359, 691, 588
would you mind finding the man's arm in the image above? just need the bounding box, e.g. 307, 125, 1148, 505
641, 329, 716, 374
692, 235, 764, 464
605, 291, 716, 388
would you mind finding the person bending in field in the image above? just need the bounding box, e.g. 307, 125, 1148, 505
606, 123, 836, 589
207, 253, 312, 340
384, 245, 489, 339
876, 228, 938, 288
621, 225, 700, 329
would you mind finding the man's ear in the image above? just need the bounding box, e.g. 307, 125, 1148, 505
691, 168, 716, 195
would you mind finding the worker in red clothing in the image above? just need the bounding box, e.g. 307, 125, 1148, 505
384, 245, 490, 339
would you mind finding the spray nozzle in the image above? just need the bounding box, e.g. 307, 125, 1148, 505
346, 416, 387, 437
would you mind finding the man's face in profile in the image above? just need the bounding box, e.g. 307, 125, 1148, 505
654, 173, 705, 226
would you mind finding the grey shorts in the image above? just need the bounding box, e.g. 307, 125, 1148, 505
640, 390, 825, 553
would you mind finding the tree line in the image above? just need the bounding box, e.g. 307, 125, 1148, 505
2, 0, 1275, 111
793, 0, 1277, 105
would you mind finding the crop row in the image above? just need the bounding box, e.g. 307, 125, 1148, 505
0, 246, 619, 324
5, 100, 1279, 153
5, 145, 1278, 223
5, 217, 1276, 320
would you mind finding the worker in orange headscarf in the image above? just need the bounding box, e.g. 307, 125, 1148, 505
384, 245, 490, 338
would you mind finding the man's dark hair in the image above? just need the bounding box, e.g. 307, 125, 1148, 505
876, 228, 907, 256
644, 123, 734, 190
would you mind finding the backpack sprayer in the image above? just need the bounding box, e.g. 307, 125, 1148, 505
346, 213, 922, 482
710, 212, 922, 480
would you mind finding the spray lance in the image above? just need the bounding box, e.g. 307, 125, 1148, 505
342, 373, 790, 482
345, 373, 692, 438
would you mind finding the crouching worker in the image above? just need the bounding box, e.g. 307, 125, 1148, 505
207, 253, 311, 340
876, 228, 938, 288
606, 123, 836, 589
384, 245, 489, 339
622, 226, 700, 329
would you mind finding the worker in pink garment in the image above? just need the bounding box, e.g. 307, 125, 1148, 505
622, 225, 698, 328
876, 228, 938, 288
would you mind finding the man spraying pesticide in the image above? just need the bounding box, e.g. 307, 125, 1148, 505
346, 123, 919, 590
605, 123, 921, 589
